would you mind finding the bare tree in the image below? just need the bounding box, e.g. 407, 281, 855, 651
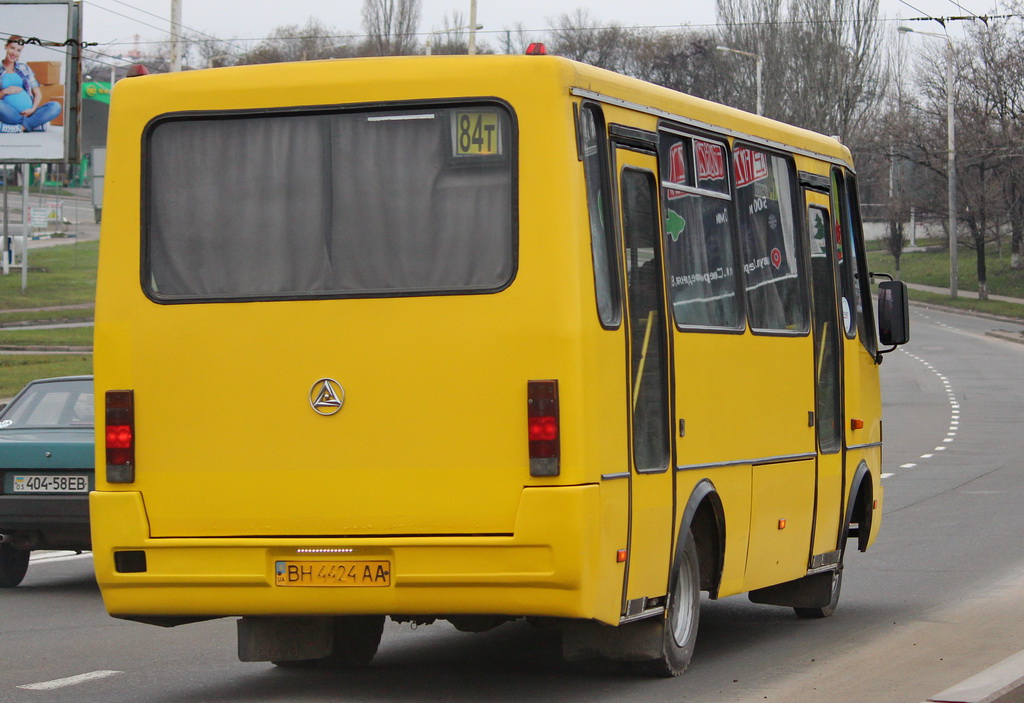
193, 35, 245, 68
497, 23, 540, 55
238, 18, 353, 64
964, 20, 1024, 269
715, 0, 785, 115
547, 9, 626, 71
362, 0, 421, 56
620, 29, 730, 103
424, 11, 492, 55
716, 0, 887, 141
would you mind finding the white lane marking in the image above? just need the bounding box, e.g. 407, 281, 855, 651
29, 551, 92, 564
18, 670, 122, 690
882, 473, 895, 479
896, 349, 961, 476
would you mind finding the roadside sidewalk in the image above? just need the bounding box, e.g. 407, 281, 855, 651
905, 282, 1024, 306
750, 566, 1024, 703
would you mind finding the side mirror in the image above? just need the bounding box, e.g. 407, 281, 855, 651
877, 280, 910, 349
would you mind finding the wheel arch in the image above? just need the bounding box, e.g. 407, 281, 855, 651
677, 478, 725, 599
846, 460, 874, 552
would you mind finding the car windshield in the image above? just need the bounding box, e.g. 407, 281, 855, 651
0, 380, 94, 429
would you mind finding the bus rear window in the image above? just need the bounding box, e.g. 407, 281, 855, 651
143, 104, 515, 301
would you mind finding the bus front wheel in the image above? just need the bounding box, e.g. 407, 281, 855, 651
635, 531, 700, 677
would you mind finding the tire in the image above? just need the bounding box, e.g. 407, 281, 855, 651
794, 565, 843, 619
0, 544, 30, 588
635, 531, 701, 677
324, 615, 385, 666
273, 615, 385, 669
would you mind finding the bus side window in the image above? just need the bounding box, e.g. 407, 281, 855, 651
580, 103, 621, 328
734, 147, 808, 334
831, 169, 861, 341
807, 204, 843, 454
843, 173, 878, 357
658, 131, 742, 330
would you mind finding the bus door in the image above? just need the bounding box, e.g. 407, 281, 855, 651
614, 142, 674, 616
832, 168, 883, 551
803, 186, 845, 565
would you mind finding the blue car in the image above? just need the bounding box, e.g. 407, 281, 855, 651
0, 376, 94, 587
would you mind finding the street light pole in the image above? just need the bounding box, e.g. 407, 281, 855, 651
716, 45, 763, 116
899, 26, 957, 299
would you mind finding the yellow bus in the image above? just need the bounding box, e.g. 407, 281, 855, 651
91, 52, 909, 676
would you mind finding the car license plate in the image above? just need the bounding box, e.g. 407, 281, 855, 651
275, 561, 391, 587
12, 474, 90, 493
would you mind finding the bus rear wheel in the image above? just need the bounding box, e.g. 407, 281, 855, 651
0, 545, 29, 588
634, 531, 700, 677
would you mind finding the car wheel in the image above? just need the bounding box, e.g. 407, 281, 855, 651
0, 544, 30, 588
634, 530, 700, 677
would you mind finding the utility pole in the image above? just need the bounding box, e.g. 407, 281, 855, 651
169, 0, 182, 71
468, 0, 478, 55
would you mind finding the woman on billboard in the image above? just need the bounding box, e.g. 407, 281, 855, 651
0, 35, 62, 133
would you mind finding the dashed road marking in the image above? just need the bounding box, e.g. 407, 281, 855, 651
18, 670, 122, 691
897, 349, 960, 473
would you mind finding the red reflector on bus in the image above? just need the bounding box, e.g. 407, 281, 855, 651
106, 390, 136, 483
526, 42, 547, 55
527, 380, 560, 477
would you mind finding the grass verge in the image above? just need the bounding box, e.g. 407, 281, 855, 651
907, 288, 1024, 320
870, 244, 1024, 299
0, 354, 92, 399
0, 326, 93, 346
0, 241, 98, 310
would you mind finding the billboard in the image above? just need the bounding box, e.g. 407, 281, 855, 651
0, 0, 80, 162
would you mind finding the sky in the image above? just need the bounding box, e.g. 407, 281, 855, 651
77, 0, 1007, 58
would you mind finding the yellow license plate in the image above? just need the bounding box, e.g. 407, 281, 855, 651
275, 560, 391, 587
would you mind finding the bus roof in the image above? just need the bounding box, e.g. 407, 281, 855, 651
110, 54, 853, 169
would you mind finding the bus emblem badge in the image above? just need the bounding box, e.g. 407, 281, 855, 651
309, 378, 345, 416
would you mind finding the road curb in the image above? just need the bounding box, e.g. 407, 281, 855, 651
926, 649, 1024, 703
986, 330, 1024, 345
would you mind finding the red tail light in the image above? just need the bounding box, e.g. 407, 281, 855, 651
106, 390, 135, 483
527, 380, 559, 477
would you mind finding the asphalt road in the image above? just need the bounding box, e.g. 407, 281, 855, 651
3, 305, 1024, 702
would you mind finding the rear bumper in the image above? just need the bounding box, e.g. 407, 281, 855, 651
91, 485, 621, 624
0, 495, 91, 549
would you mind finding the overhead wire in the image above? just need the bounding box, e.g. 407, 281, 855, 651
84, 0, 252, 60
80, 4, 1024, 53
